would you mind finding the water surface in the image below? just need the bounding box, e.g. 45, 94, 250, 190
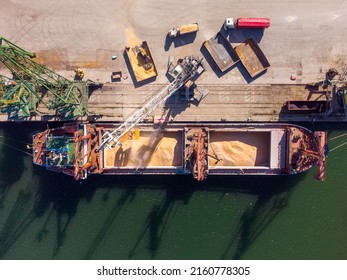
0, 122, 346, 260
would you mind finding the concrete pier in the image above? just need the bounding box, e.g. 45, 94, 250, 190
1, 0, 347, 122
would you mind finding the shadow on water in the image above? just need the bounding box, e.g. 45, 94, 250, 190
81, 175, 194, 260
0, 165, 315, 260
0, 123, 28, 208
1, 121, 345, 259
216, 174, 305, 260
34, 169, 96, 258
0, 179, 37, 258
0, 122, 96, 259
125, 173, 305, 259
83, 183, 136, 260
0, 123, 45, 258
0, 164, 96, 259
1, 120, 341, 259
0, 129, 197, 259
128, 177, 195, 259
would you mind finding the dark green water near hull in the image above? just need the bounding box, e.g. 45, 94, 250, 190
0, 122, 346, 260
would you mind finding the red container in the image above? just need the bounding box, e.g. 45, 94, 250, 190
236, 18, 270, 28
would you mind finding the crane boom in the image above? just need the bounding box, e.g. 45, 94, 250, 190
0, 37, 88, 118
97, 56, 205, 151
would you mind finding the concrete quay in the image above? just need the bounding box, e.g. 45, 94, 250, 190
1, 0, 347, 123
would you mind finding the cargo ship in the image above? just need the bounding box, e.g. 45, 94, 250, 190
32, 123, 327, 181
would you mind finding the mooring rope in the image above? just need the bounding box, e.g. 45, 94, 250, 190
329, 141, 347, 153
330, 133, 347, 141
0, 141, 32, 157
0, 135, 31, 145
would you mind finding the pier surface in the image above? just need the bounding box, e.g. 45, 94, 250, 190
1, 0, 347, 122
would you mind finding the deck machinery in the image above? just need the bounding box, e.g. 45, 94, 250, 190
0, 37, 88, 119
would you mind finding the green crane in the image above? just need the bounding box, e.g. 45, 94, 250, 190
0, 74, 36, 117
0, 37, 88, 119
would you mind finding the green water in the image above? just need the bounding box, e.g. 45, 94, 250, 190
0, 122, 346, 260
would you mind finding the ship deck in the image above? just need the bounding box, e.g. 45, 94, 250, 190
98, 124, 292, 174
32, 122, 324, 179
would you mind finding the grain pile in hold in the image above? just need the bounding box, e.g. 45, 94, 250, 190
209, 140, 257, 166
104, 132, 182, 167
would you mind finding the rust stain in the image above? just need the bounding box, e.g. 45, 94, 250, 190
32, 48, 116, 70
33, 49, 70, 70
80, 61, 104, 68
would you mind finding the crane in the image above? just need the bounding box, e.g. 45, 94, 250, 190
0, 37, 88, 119
0, 74, 36, 117
96, 56, 205, 151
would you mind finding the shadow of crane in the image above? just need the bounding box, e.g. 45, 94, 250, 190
0, 178, 37, 258
0, 123, 28, 208
128, 178, 195, 259
33, 170, 96, 258
220, 175, 302, 260
0, 162, 97, 259
83, 186, 136, 259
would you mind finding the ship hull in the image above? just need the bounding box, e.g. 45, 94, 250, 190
32, 123, 327, 181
